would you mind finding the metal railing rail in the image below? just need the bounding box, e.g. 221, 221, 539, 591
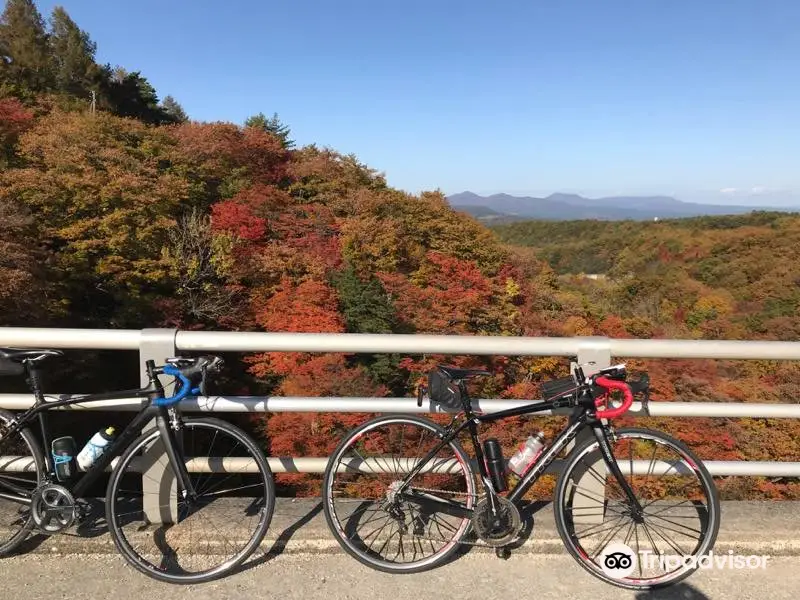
1, 327, 799, 480
2, 394, 800, 419
2, 326, 800, 359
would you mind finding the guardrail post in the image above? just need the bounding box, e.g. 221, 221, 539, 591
570, 337, 610, 524
139, 328, 178, 524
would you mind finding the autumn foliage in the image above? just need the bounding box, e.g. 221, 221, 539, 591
1, 0, 798, 499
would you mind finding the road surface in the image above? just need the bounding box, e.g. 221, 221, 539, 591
1, 499, 797, 599
1, 552, 797, 600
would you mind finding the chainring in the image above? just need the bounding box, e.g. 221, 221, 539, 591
471, 496, 522, 547
31, 483, 77, 533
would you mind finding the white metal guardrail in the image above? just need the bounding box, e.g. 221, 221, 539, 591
0, 327, 799, 478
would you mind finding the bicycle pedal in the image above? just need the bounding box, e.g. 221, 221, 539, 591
495, 546, 511, 560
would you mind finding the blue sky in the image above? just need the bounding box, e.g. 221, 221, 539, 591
34, 0, 800, 205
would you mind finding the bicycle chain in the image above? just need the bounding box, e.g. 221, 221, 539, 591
405, 485, 482, 499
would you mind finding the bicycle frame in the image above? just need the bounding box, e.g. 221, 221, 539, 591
0, 363, 195, 507
399, 385, 642, 518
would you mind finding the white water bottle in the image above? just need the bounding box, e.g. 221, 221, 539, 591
508, 432, 546, 476
76, 426, 116, 470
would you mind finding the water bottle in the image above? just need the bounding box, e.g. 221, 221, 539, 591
76, 426, 116, 471
508, 432, 546, 477
51, 436, 77, 481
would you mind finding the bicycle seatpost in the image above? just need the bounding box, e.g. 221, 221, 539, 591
457, 379, 472, 412
24, 360, 45, 404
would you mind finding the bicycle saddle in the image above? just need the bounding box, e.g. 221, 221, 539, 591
436, 365, 491, 380
0, 348, 64, 362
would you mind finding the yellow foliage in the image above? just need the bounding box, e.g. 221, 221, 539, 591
693, 293, 734, 317
526, 356, 563, 378
563, 315, 593, 336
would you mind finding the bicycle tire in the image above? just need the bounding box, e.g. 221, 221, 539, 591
105, 417, 275, 584
0, 409, 44, 555
323, 414, 476, 574
554, 426, 720, 590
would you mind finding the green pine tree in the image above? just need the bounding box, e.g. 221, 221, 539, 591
49, 5, 97, 96
160, 94, 188, 123
334, 265, 395, 334
244, 111, 295, 148
97, 65, 172, 124
332, 265, 404, 391
0, 0, 53, 90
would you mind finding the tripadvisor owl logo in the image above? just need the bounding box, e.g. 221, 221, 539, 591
600, 543, 637, 579
598, 543, 771, 579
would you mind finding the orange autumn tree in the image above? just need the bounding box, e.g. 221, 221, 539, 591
202, 145, 564, 494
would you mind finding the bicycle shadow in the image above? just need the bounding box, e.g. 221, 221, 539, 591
12, 532, 57, 554
635, 583, 711, 600
230, 500, 324, 575
12, 497, 323, 561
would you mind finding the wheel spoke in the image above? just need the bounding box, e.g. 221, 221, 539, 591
589, 517, 630, 558
645, 513, 702, 536
573, 514, 625, 539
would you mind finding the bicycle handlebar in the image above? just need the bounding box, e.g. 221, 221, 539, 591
593, 376, 634, 419
152, 356, 224, 407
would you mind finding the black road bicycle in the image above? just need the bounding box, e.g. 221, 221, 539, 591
323, 361, 720, 590
0, 348, 275, 584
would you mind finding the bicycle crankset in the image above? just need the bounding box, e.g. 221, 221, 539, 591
471, 496, 522, 547
31, 483, 77, 533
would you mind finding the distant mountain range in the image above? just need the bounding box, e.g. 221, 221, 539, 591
447, 192, 800, 222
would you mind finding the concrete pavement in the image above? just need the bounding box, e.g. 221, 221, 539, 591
15, 499, 800, 556
1, 553, 798, 600
1, 500, 798, 600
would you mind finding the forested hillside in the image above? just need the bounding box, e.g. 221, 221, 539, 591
1, 0, 797, 499
491, 213, 800, 341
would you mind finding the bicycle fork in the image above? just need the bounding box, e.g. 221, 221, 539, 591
591, 422, 646, 518
155, 408, 197, 503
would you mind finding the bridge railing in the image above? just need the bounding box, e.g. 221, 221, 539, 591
0, 327, 799, 478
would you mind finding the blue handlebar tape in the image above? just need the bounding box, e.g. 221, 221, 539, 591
153, 365, 193, 407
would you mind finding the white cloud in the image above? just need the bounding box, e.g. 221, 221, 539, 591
718, 186, 787, 197
749, 186, 777, 195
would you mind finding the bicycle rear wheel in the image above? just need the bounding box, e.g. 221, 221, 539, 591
105, 417, 275, 584
554, 427, 720, 590
323, 415, 476, 574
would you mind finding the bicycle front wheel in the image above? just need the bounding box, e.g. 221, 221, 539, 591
323, 415, 476, 574
106, 417, 275, 584
554, 427, 720, 590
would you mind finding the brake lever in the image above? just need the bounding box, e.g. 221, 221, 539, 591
189, 365, 209, 396
192, 357, 224, 396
